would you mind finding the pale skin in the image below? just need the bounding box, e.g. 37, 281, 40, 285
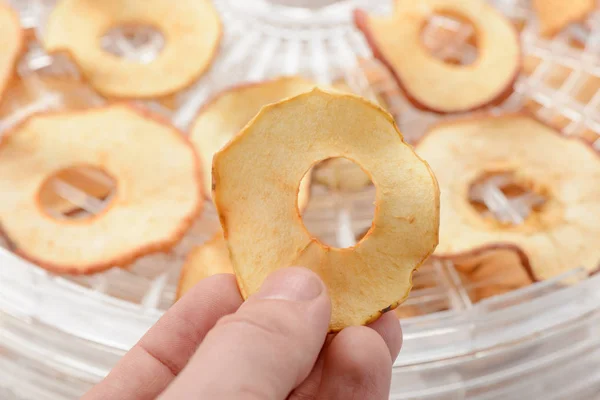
83, 267, 403, 399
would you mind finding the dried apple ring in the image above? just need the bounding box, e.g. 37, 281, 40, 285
354, 0, 520, 113
416, 115, 600, 280
0, 104, 202, 274
213, 88, 440, 331
43, 0, 221, 98
0, 3, 24, 102
176, 232, 233, 300
190, 77, 317, 209
449, 246, 534, 302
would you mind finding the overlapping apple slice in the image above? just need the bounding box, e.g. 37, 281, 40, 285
416, 115, 600, 281
176, 233, 232, 300
354, 0, 521, 113
190, 77, 317, 210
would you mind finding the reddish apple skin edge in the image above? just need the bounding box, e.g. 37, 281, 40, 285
415, 112, 600, 281
352, 9, 522, 115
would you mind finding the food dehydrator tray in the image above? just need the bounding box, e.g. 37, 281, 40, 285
1, 0, 599, 399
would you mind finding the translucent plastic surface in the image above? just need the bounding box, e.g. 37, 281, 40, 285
1, 0, 600, 399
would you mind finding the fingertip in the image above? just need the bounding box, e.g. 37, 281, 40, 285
86, 273, 243, 400
329, 326, 393, 375
319, 326, 393, 399
164, 267, 331, 399
367, 312, 403, 362
253, 266, 328, 304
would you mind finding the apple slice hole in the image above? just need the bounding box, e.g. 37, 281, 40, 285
100, 24, 165, 64
37, 165, 117, 221
420, 13, 479, 66
468, 171, 548, 226
300, 157, 375, 248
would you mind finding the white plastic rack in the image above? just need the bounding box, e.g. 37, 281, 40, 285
1, 0, 599, 398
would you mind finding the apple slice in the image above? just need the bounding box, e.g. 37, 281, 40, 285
533, 0, 595, 38
416, 115, 600, 280
1, 77, 111, 216
0, 3, 23, 103
43, 0, 221, 98
213, 88, 439, 331
354, 0, 520, 113
0, 104, 202, 274
176, 233, 233, 300
450, 246, 534, 302
190, 77, 317, 210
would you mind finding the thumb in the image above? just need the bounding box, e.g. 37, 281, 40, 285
159, 267, 331, 400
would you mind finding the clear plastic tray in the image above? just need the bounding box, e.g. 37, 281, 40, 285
1, 0, 600, 399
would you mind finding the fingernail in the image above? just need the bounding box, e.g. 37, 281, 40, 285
256, 267, 323, 302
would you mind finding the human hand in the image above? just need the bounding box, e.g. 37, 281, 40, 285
84, 267, 402, 399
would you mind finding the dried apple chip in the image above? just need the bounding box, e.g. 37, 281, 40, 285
213, 88, 440, 331
0, 3, 23, 103
533, 0, 595, 38
176, 233, 233, 300
43, 0, 221, 98
36, 165, 116, 218
0, 104, 202, 274
450, 246, 535, 302
354, 0, 520, 113
190, 77, 317, 209
0, 76, 104, 124
416, 115, 600, 280
0, 77, 110, 216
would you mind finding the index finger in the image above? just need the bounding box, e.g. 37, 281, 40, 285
83, 273, 243, 400
159, 267, 331, 399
